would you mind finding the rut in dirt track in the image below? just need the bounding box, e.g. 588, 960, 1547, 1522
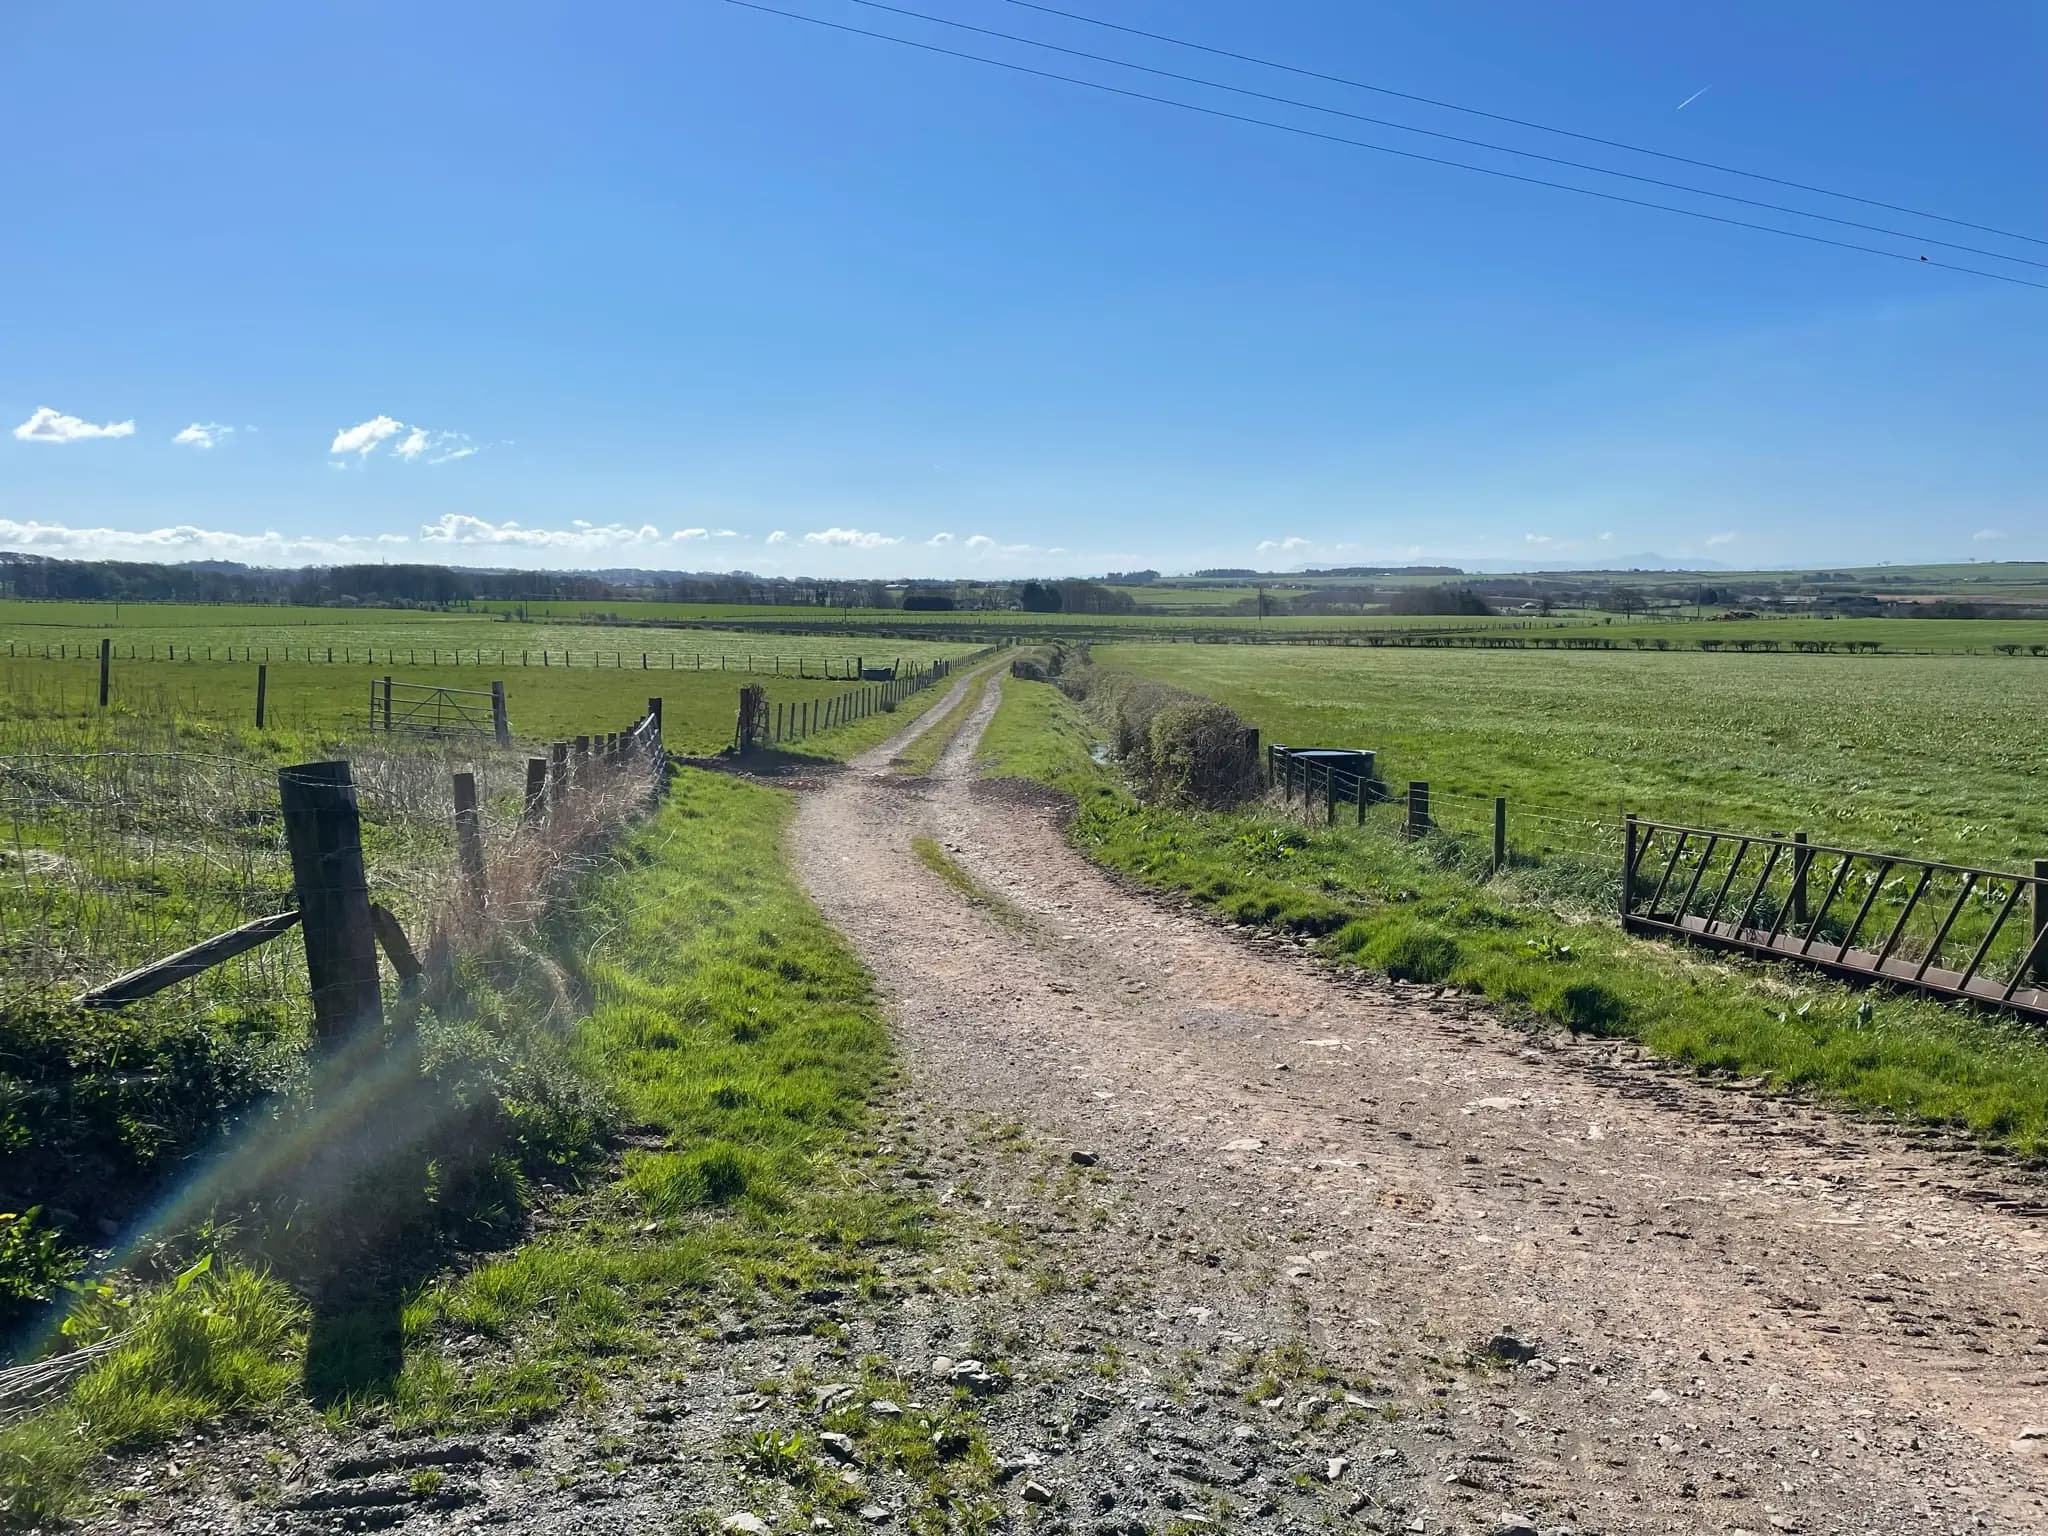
792, 665, 2048, 1536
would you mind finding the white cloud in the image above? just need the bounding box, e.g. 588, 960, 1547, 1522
1704, 531, 1739, 547
172, 422, 234, 449
0, 517, 349, 563
377, 424, 478, 465
803, 527, 901, 549
766, 530, 788, 545
13, 407, 136, 444
673, 528, 709, 541
928, 532, 955, 546
330, 414, 403, 456
954, 532, 1067, 560
1524, 533, 1553, 545
1598, 530, 1614, 541
417, 513, 663, 551
1972, 528, 2006, 543
1254, 536, 1311, 555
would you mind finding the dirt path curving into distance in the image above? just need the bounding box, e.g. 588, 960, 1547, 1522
792, 667, 2048, 1535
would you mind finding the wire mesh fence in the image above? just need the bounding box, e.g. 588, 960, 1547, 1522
0, 704, 666, 1027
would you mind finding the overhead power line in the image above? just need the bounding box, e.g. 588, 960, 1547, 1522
993, 0, 2048, 251
845, 0, 2045, 272
715, 0, 2048, 291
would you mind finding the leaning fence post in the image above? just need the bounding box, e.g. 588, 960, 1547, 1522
278, 761, 383, 1046
490, 680, 510, 747
1621, 815, 1638, 923
2033, 859, 2048, 988
255, 664, 268, 728
524, 757, 548, 824
98, 637, 111, 708
452, 772, 487, 908
1493, 797, 1507, 875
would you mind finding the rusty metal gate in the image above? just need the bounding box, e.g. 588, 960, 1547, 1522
1622, 817, 2048, 1019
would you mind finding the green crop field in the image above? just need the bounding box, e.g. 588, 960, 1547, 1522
1095, 642, 2048, 873
0, 600, 980, 671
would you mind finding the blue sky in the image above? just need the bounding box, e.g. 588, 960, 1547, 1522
3, 0, 2043, 575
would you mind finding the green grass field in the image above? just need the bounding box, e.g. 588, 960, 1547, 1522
9, 595, 2044, 656
0, 600, 977, 671
1095, 642, 2048, 873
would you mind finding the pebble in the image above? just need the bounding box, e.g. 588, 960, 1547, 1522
1021, 1479, 1055, 1505
720, 1516, 771, 1536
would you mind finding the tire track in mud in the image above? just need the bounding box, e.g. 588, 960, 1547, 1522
792, 670, 2048, 1536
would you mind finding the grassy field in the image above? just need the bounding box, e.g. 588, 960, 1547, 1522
11, 595, 2044, 656
0, 600, 977, 671
981, 674, 2048, 1160
1095, 642, 2048, 873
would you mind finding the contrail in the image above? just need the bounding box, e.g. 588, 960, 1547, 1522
1676, 85, 1712, 111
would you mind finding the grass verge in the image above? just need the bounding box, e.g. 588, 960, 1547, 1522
1, 767, 919, 1525
981, 675, 2048, 1160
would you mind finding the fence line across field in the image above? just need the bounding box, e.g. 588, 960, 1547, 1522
1, 640, 913, 679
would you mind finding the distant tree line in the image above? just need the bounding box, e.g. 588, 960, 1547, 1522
0, 552, 1136, 616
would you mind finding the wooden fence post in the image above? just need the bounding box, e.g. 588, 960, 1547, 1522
1324, 762, 1337, 825
490, 681, 511, 747
1621, 815, 1638, 923
255, 664, 268, 728
381, 676, 393, 731
574, 735, 591, 796
1493, 797, 1507, 875
98, 637, 111, 708
278, 761, 383, 1046
524, 757, 548, 824
452, 772, 487, 907
1405, 781, 1431, 838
